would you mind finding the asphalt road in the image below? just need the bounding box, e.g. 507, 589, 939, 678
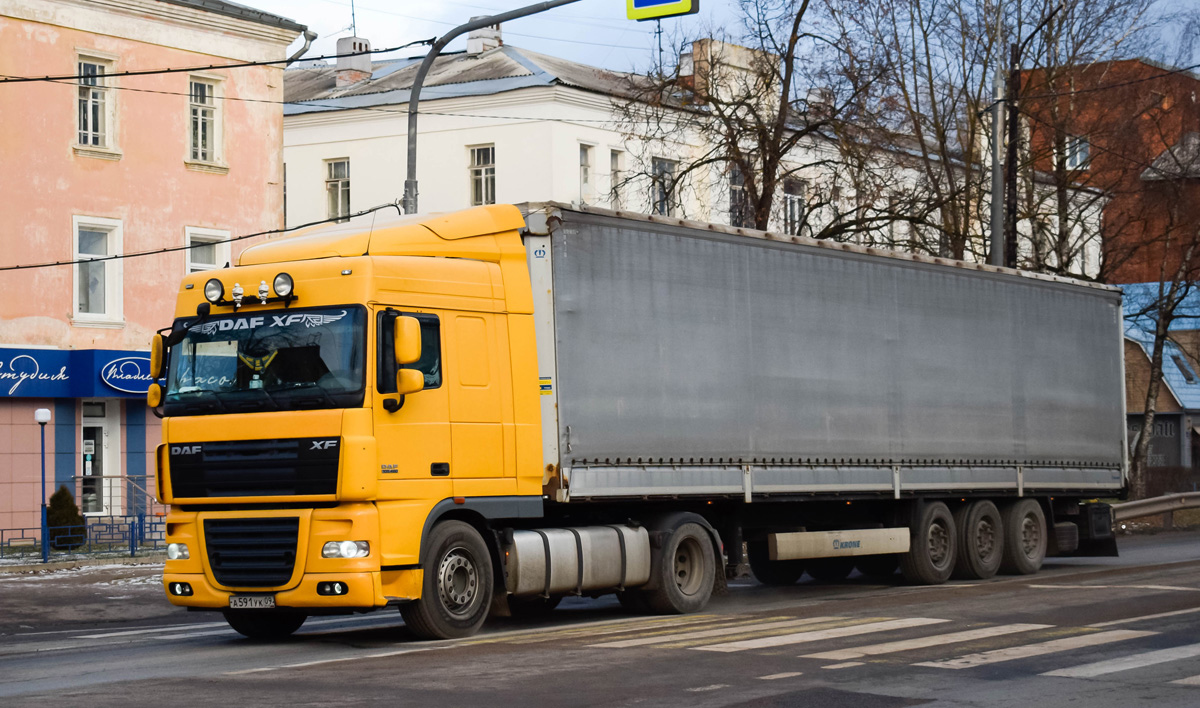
5, 531, 1200, 707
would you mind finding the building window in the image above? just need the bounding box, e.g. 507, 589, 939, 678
783, 179, 806, 236
189, 78, 220, 162
579, 144, 593, 205
77, 58, 111, 148
185, 227, 231, 273
73, 216, 122, 323
651, 157, 677, 216
610, 149, 624, 209
1065, 135, 1090, 169
326, 159, 351, 221
729, 165, 751, 228
470, 145, 496, 206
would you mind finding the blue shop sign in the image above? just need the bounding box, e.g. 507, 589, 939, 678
0, 347, 153, 398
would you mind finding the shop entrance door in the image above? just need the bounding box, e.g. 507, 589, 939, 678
81, 400, 121, 515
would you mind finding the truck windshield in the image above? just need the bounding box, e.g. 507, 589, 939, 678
164, 306, 366, 416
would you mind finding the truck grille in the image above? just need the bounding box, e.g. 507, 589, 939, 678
169, 437, 340, 498
204, 517, 299, 588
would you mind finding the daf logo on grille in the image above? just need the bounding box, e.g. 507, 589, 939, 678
310, 440, 338, 451
171, 445, 202, 455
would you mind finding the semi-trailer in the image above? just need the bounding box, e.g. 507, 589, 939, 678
152, 202, 1125, 639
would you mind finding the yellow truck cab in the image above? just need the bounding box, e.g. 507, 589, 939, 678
153, 203, 1124, 640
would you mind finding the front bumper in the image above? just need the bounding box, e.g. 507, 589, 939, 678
163, 571, 384, 609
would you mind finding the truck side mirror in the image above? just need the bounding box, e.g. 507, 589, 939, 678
397, 369, 424, 396
150, 334, 166, 379
394, 316, 422, 366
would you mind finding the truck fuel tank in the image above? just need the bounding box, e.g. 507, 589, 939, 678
505, 526, 651, 597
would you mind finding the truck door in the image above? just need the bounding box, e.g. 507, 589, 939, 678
374, 310, 451, 481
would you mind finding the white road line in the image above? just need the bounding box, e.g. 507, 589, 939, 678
802, 624, 1052, 661
694, 618, 950, 653
77, 621, 232, 638
510, 616, 743, 645
1042, 642, 1200, 679
758, 672, 803, 680
913, 630, 1157, 670
1089, 607, 1200, 628
821, 662, 864, 669
227, 645, 446, 674
686, 684, 728, 692
1170, 674, 1200, 686
589, 617, 842, 648
1028, 584, 1200, 592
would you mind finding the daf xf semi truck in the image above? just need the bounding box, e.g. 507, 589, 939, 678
151, 203, 1125, 640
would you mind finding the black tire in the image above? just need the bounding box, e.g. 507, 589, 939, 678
222, 610, 307, 640
806, 557, 856, 583
507, 595, 562, 619
643, 522, 715, 614
1000, 499, 1047, 575
856, 554, 900, 580
899, 501, 957, 585
747, 539, 805, 586
401, 520, 494, 639
952, 500, 1004, 580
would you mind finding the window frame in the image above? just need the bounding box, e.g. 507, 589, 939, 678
469, 144, 496, 206
1064, 135, 1090, 170
325, 158, 351, 222
651, 156, 678, 217
187, 75, 224, 165
184, 226, 231, 275
729, 164, 751, 228
74, 52, 120, 159
377, 309, 443, 394
783, 179, 806, 236
609, 149, 624, 209
71, 215, 123, 327
579, 143, 594, 205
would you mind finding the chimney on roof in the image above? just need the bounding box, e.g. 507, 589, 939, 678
336, 36, 372, 88
467, 20, 502, 55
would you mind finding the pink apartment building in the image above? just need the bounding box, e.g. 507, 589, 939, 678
0, 0, 306, 530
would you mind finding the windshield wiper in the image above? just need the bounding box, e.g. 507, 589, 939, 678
272, 381, 337, 409
172, 388, 229, 414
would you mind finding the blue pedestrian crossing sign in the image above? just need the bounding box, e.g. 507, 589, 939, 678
627, 0, 699, 21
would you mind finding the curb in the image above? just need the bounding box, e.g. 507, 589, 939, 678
0, 552, 166, 574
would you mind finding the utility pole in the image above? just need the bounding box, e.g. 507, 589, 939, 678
403, 0, 583, 214
988, 11, 1004, 266
1003, 42, 1020, 269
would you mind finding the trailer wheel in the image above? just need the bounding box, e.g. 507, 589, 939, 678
402, 520, 494, 639
806, 557, 856, 583
222, 610, 306, 640
952, 501, 1004, 580
644, 522, 715, 614
856, 554, 900, 580
899, 501, 957, 585
747, 539, 805, 586
1000, 499, 1047, 575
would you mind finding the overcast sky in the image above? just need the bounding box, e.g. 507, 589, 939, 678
247, 0, 731, 73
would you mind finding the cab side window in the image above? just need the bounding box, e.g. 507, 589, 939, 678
377, 310, 442, 392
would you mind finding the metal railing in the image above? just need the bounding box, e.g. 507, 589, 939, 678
1112, 492, 1200, 528
0, 514, 166, 562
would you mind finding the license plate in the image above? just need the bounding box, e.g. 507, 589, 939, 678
229, 595, 275, 609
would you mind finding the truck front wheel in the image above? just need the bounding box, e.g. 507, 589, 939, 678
402, 520, 494, 639
222, 610, 306, 640
899, 501, 957, 585
644, 522, 715, 614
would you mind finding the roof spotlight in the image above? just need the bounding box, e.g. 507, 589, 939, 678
273, 272, 294, 298
203, 278, 224, 303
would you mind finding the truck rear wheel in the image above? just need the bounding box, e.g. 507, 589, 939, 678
222, 610, 306, 640
643, 522, 715, 614
899, 501, 957, 585
952, 500, 1003, 580
1000, 499, 1046, 575
747, 539, 805, 586
402, 520, 494, 639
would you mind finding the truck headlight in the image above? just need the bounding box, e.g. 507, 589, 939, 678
322, 540, 369, 558
167, 543, 190, 560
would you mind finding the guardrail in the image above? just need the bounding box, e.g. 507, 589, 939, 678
0, 514, 166, 562
1112, 492, 1200, 526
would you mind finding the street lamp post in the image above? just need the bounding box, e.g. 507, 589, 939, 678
34, 408, 51, 564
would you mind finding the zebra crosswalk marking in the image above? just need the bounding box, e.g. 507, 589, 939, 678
693, 617, 951, 653
506, 615, 742, 645
590, 617, 842, 648
1170, 674, 1200, 686
802, 623, 1052, 661
1042, 642, 1200, 679
913, 629, 1157, 669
